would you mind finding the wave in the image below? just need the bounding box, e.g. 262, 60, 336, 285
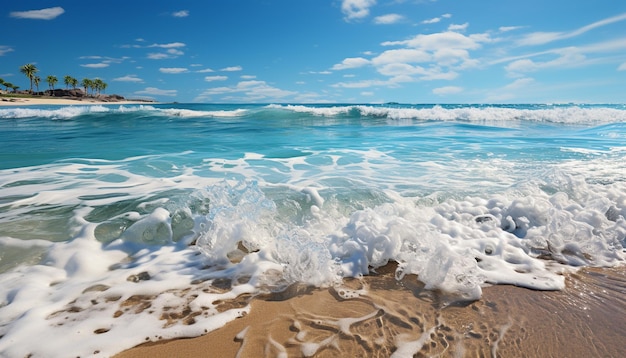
0, 104, 248, 120
267, 104, 626, 124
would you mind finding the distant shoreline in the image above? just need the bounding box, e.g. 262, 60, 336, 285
0, 95, 157, 107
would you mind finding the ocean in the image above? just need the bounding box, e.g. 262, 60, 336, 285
0, 103, 625, 357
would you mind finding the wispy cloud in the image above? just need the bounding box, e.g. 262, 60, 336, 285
0, 46, 14, 56
113, 75, 143, 83
517, 12, 626, 46
342, 0, 376, 21
221, 66, 243, 72
159, 67, 188, 74
10, 7, 64, 20
135, 87, 177, 96
331, 57, 370, 70
197, 80, 295, 102
619, 62, 626, 71
172, 10, 189, 18
432, 86, 463, 95
422, 13, 451, 25
374, 14, 404, 25
205, 75, 228, 82
80, 63, 109, 68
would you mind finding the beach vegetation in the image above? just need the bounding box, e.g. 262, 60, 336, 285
46, 75, 58, 94
81, 78, 93, 96
19, 63, 38, 94
64, 75, 78, 90
33, 76, 41, 93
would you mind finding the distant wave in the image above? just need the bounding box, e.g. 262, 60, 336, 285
267, 104, 626, 124
0, 104, 248, 120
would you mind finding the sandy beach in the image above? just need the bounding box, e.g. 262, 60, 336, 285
0, 96, 154, 106
115, 265, 626, 358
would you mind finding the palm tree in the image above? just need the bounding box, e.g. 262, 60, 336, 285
70, 77, 78, 90
81, 78, 93, 96
11, 84, 19, 93
33, 76, 41, 94
63, 75, 73, 89
93, 78, 107, 96
3, 82, 13, 92
0, 78, 5, 91
46, 75, 58, 95
20, 64, 38, 94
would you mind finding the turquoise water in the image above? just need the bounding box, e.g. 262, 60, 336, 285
0, 103, 625, 357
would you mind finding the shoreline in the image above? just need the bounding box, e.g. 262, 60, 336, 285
0, 96, 157, 107
115, 265, 626, 358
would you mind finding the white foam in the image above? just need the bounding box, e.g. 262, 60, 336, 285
268, 104, 626, 124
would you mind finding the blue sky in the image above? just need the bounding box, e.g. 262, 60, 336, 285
2, 0, 626, 103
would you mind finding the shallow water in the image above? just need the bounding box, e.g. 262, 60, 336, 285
0, 103, 625, 357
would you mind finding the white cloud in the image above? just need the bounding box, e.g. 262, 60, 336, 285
220, 66, 243, 72
135, 87, 177, 96
149, 42, 186, 49
0, 46, 14, 56
172, 10, 189, 18
240, 75, 257, 79
422, 17, 441, 24
196, 68, 215, 73
517, 12, 626, 46
205, 75, 228, 82
448, 23, 468, 32
618, 62, 626, 71
197, 80, 296, 101
331, 57, 370, 70
383, 31, 483, 51
433, 86, 463, 95
503, 77, 535, 90
80, 63, 109, 68
10, 7, 64, 20
505, 50, 587, 75
371, 49, 431, 66
342, 0, 376, 21
499, 26, 523, 32
113, 75, 143, 83
159, 67, 188, 74
374, 14, 404, 25
147, 53, 170, 60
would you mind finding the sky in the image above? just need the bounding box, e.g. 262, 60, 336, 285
1, 0, 626, 103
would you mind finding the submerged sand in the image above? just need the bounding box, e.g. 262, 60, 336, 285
115, 265, 625, 358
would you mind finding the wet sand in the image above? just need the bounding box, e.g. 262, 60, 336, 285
116, 264, 625, 357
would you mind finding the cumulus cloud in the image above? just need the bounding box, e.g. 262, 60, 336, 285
135, 87, 177, 96
0, 46, 14, 56
205, 75, 228, 82
433, 86, 463, 95
342, 0, 376, 21
196, 68, 214, 73
172, 10, 189, 18
159, 67, 188, 74
113, 75, 143, 83
374, 14, 404, 25
10, 7, 64, 20
331, 57, 370, 70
